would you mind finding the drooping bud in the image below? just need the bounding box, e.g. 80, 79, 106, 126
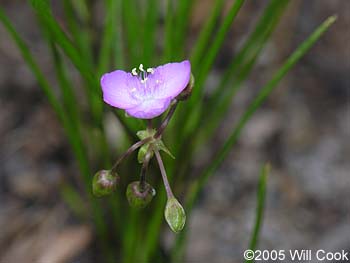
92, 170, 119, 197
176, 73, 194, 101
126, 181, 156, 208
164, 197, 186, 233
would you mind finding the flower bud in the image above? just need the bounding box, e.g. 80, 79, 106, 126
92, 170, 119, 197
176, 73, 194, 101
126, 181, 156, 208
137, 144, 154, 164
164, 197, 186, 233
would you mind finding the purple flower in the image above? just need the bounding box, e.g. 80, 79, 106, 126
101, 60, 191, 119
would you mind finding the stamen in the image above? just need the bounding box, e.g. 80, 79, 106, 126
141, 78, 148, 84
146, 68, 154, 74
132, 68, 138, 76
139, 64, 145, 72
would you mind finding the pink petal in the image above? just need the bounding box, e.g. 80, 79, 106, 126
126, 98, 171, 119
101, 70, 140, 109
151, 60, 191, 100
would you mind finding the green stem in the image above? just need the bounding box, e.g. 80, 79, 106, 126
111, 137, 152, 174
155, 150, 174, 199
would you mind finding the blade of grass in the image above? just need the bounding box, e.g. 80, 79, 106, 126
61, 183, 88, 219
122, 0, 142, 66
163, 0, 175, 61
1, 7, 112, 260
71, 0, 90, 23
189, 0, 245, 104
211, 0, 289, 102
50, 42, 80, 124
172, 0, 194, 59
139, 192, 166, 262
0, 7, 91, 187
198, 0, 290, 143
31, 0, 115, 168
188, 14, 337, 212
246, 163, 270, 262
0, 8, 64, 122
174, 0, 245, 143
29, 0, 96, 87
173, 14, 337, 259
29, 0, 102, 122
142, 0, 159, 66
63, 0, 94, 67
52, 40, 123, 247
190, 0, 225, 70
122, 208, 142, 263
214, 0, 290, 97
112, 0, 124, 69
97, 0, 120, 76
171, 0, 289, 189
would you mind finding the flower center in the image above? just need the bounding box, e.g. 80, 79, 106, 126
131, 64, 154, 84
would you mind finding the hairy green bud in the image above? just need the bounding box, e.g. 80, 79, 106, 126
164, 197, 186, 233
126, 181, 156, 209
92, 170, 119, 197
136, 129, 174, 162
137, 144, 154, 164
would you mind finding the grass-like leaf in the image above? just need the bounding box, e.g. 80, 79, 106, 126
198, 0, 290, 143
98, 0, 122, 75
29, 0, 96, 87
122, 0, 142, 66
174, 0, 245, 142
189, 0, 245, 104
175, 0, 290, 160
172, 15, 336, 261
246, 163, 270, 262
142, 0, 159, 65
50, 43, 80, 123
187, 14, 337, 212
29, 0, 103, 122
163, 0, 175, 61
190, 0, 225, 69
63, 0, 94, 68
172, 0, 194, 59
0, 8, 64, 122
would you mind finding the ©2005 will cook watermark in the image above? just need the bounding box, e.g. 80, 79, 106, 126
243, 249, 349, 262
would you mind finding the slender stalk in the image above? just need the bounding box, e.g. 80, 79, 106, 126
147, 119, 153, 130
155, 150, 174, 199
111, 137, 152, 174
154, 100, 178, 139
139, 150, 152, 191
